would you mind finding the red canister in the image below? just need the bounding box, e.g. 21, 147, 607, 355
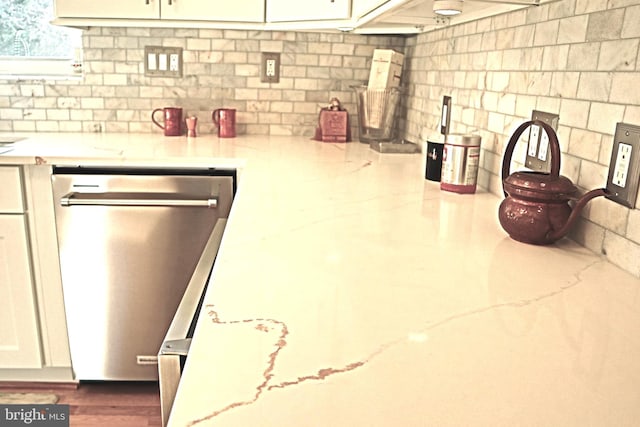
212, 108, 236, 138
440, 133, 482, 194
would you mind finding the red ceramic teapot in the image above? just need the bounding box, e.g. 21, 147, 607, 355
498, 120, 606, 245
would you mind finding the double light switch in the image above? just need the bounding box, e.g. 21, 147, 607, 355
526, 110, 559, 173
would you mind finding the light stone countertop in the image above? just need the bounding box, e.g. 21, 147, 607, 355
3, 133, 640, 426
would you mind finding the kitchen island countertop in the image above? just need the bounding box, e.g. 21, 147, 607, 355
3, 133, 640, 426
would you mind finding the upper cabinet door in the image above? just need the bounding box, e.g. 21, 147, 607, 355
162, 0, 265, 22
55, 0, 265, 21
351, 0, 388, 19
55, 0, 160, 19
267, 0, 350, 22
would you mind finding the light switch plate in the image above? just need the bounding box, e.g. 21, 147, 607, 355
605, 122, 640, 208
526, 110, 559, 173
440, 95, 451, 135
261, 52, 280, 83
144, 46, 183, 77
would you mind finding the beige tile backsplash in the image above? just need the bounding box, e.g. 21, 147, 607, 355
403, 0, 640, 277
0, 0, 639, 277
1, 29, 404, 135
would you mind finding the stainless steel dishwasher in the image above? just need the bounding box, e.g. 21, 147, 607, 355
51, 166, 234, 381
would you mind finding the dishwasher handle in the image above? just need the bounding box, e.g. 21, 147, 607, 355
60, 192, 218, 208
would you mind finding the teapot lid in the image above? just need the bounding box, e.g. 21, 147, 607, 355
504, 171, 578, 200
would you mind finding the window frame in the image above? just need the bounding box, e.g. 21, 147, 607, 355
0, 57, 83, 80
0, 0, 83, 80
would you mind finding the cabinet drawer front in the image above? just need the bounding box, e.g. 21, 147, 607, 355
0, 167, 25, 213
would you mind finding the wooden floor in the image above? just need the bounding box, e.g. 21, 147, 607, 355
0, 381, 162, 426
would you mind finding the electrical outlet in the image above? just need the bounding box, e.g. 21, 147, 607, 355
169, 54, 179, 72
144, 46, 183, 77
261, 52, 280, 83
605, 123, 640, 208
526, 110, 559, 173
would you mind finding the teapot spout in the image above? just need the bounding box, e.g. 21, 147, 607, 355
546, 188, 607, 242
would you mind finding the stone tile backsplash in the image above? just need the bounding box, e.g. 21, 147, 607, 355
0, 29, 405, 135
402, 0, 640, 277
0, 0, 639, 278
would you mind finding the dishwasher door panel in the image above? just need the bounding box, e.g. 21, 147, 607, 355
51, 169, 233, 381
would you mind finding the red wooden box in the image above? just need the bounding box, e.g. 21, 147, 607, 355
317, 109, 350, 143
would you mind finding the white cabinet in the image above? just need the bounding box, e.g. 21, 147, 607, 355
0, 167, 42, 369
55, 0, 158, 19
267, 0, 350, 22
0, 165, 72, 381
55, 0, 265, 22
162, 0, 264, 22
352, 0, 389, 19
0, 216, 42, 368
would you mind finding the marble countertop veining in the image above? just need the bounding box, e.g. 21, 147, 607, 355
3, 133, 640, 426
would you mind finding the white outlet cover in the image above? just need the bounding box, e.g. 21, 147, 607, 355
170, 54, 179, 71
612, 143, 632, 187
266, 59, 276, 76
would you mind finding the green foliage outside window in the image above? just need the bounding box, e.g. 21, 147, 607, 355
0, 0, 80, 58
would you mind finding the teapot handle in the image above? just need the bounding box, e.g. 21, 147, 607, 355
501, 119, 561, 197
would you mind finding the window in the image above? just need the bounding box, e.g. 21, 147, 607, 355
0, 0, 83, 79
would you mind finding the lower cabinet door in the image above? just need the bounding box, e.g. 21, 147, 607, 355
0, 215, 42, 368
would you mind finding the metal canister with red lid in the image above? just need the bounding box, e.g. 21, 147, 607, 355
440, 133, 482, 194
